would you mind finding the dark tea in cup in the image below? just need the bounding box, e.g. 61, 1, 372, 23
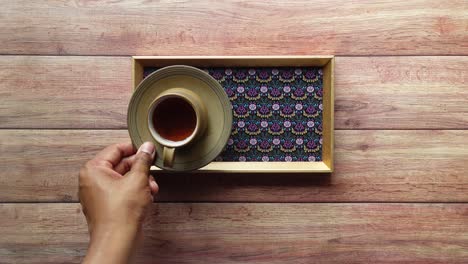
151, 97, 197, 142
147, 88, 207, 168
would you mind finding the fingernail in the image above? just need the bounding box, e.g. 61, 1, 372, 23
139, 142, 155, 157
150, 180, 158, 190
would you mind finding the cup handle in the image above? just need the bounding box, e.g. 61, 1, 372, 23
163, 146, 175, 168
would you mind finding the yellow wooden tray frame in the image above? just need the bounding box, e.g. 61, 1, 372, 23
132, 56, 334, 173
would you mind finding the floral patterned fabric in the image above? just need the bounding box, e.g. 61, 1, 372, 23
143, 67, 323, 162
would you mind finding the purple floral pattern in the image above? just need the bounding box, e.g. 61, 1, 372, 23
143, 67, 323, 162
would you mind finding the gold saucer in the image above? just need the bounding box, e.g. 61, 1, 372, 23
127, 65, 232, 171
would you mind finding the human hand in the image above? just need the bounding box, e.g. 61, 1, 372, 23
79, 142, 158, 264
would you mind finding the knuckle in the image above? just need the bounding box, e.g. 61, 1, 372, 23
79, 166, 89, 181
79, 160, 100, 185
135, 153, 152, 165
80, 160, 95, 176
83, 160, 97, 171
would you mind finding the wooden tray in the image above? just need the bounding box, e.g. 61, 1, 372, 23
133, 56, 334, 173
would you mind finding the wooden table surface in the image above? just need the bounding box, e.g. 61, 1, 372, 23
1, 1, 467, 263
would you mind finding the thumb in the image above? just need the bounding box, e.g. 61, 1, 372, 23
129, 142, 155, 179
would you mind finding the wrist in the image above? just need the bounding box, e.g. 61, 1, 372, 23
91, 220, 140, 240
85, 223, 141, 264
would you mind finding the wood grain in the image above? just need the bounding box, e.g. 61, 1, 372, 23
1, 0, 467, 262
0, 1, 467, 56
2, 56, 467, 129
1, 129, 467, 202
1, 203, 467, 264
335, 56, 468, 129
0, 56, 131, 128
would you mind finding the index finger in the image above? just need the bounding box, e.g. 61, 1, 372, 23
93, 142, 136, 168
